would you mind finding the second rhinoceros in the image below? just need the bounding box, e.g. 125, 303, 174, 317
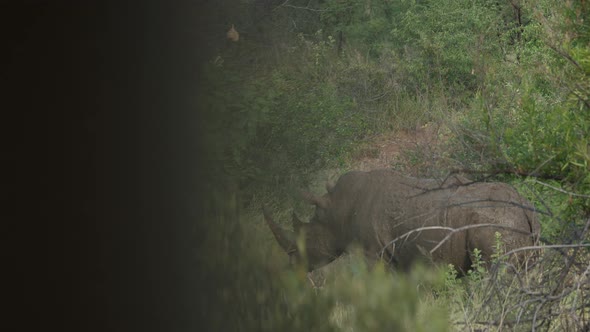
264, 169, 540, 273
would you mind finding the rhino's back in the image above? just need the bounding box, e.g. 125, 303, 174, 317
353, 171, 538, 271
349, 170, 463, 266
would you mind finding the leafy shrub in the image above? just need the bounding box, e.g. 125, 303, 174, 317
197, 190, 451, 331
198, 32, 370, 194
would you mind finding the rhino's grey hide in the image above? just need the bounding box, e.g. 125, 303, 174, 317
264, 169, 540, 274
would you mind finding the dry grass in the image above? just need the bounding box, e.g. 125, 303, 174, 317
348, 121, 455, 177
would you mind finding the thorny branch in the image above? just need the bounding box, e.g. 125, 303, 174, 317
450, 243, 590, 330
378, 223, 535, 257
531, 179, 590, 198
375, 195, 590, 331
460, 227, 590, 330
274, 0, 354, 12
449, 167, 565, 181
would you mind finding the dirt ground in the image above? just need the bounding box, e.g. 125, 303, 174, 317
350, 122, 451, 176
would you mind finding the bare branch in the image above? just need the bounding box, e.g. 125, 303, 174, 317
449, 166, 565, 181
444, 198, 544, 215
499, 243, 590, 260
546, 43, 583, 71
429, 223, 534, 254
530, 179, 590, 198
380, 225, 590, 269
379, 223, 534, 256
274, 0, 355, 12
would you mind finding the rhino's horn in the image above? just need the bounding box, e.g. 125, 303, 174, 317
263, 206, 295, 254
301, 191, 329, 209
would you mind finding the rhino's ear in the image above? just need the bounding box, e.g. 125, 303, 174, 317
301, 191, 330, 209
291, 212, 304, 233
325, 181, 335, 193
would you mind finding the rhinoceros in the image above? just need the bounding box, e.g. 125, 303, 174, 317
264, 169, 540, 274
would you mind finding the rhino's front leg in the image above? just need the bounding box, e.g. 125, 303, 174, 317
362, 242, 397, 271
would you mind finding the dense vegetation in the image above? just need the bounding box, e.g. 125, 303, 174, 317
196, 1, 590, 330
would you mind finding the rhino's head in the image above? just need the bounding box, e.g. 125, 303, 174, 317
301, 181, 335, 225
263, 205, 341, 271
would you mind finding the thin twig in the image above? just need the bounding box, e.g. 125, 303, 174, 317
500, 243, 590, 260
378, 223, 534, 256
531, 179, 590, 198
449, 166, 564, 181
274, 0, 355, 12
429, 223, 534, 254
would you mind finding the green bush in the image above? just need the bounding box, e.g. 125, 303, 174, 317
196, 1, 590, 330
197, 190, 451, 331
197, 32, 371, 194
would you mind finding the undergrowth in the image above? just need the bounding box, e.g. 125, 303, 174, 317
198, 0, 590, 330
